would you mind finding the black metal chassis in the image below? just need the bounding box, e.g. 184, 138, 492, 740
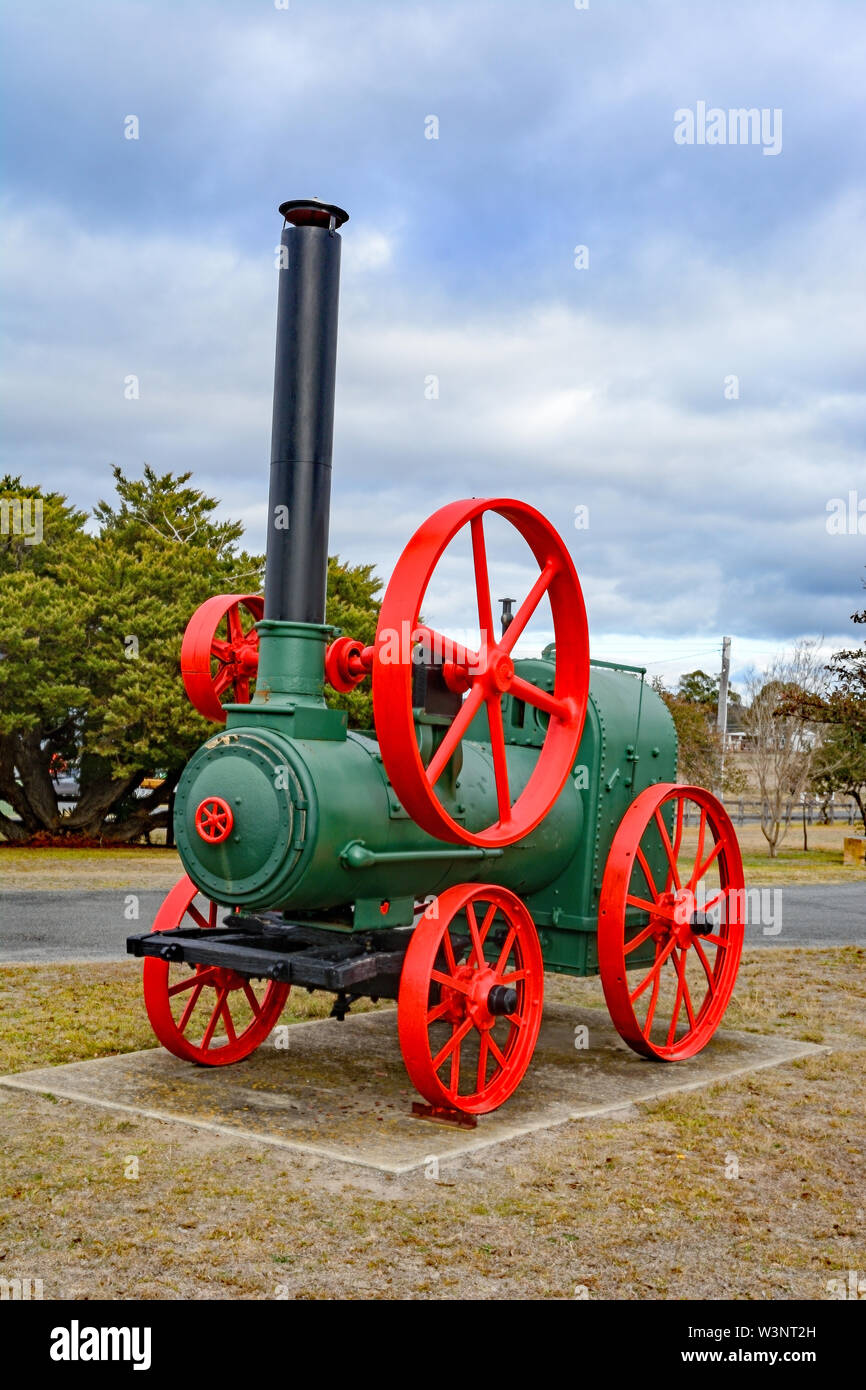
127, 911, 478, 1017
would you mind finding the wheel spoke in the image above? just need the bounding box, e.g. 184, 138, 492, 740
221, 997, 237, 1044
499, 559, 558, 654
212, 665, 235, 698
508, 674, 574, 723
695, 839, 723, 884
666, 971, 685, 1046
643, 958, 662, 1037
626, 893, 665, 916
487, 1032, 507, 1068
699, 932, 728, 948
177, 982, 204, 1032
495, 926, 517, 974
431, 969, 470, 994
672, 948, 696, 1029
470, 514, 494, 651
242, 981, 262, 1017
466, 902, 486, 968
479, 903, 497, 946
187, 902, 211, 931
226, 604, 244, 646
200, 989, 227, 1050
425, 683, 485, 787
168, 965, 219, 996
486, 696, 512, 824
500, 967, 527, 983
477, 1033, 490, 1091
623, 921, 658, 955
635, 847, 658, 900
427, 999, 452, 1025
442, 927, 458, 974
448, 1035, 462, 1094
630, 936, 676, 1002
654, 809, 681, 890
210, 638, 234, 662
689, 809, 707, 890
692, 937, 717, 993
432, 1016, 473, 1071
671, 796, 685, 868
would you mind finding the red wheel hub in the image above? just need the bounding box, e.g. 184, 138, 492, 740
181, 593, 264, 723
598, 784, 745, 1061
372, 498, 590, 847
195, 796, 233, 844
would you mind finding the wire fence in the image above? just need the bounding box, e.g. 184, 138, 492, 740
683, 798, 863, 828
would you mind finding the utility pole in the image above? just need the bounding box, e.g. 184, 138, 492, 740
716, 636, 731, 797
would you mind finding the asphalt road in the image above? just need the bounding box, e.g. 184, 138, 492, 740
0, 882, 863, 963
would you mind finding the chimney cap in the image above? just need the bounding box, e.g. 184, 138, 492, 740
278, 198, 349, 229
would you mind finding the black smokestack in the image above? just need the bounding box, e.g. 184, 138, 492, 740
264, 198, 349, 623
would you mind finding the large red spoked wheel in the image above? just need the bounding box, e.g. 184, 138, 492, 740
398, 883, 544, 1114
598, 784, 745, 1061
181, 594, 264, 722
142, 875, 289, 1065
373, 498, 589, 847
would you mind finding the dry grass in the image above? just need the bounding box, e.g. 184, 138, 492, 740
673, 821, 866, 886
0, 962, 385, 1075
0, 948, 864, 1300
0, 847, 184, 893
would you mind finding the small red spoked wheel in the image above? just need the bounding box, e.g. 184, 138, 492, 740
194, 796, 234, 844
142, 875, 289, 1066
181, 594, 264, 722
598, 784, 745, 1061
373, 498, 589, 847
398, 883, 544, 1114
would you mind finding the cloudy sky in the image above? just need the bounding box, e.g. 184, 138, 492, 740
2, 0, 864, 691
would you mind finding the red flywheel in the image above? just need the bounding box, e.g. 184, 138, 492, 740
372, 498, 590, 847
181, 593, 264, 722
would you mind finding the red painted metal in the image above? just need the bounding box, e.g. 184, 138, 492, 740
195, 796, 234, 844
372, 498, 589, 847
142, 875, 289, 1065
181, 594, 264, 723
324, 635, 374, 693
398, 883, 544, 1114
598, 784, 745, 1060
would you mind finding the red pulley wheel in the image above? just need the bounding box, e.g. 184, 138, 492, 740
398, 884, 544, 1114
181, 593, 264, 723
372, 498, 589, 847
142, 875, 289, 1065
598, 784, 745, 1060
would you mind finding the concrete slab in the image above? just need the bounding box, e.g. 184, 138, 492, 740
0, 1005, 825, 1175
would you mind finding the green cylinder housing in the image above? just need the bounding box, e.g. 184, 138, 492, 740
173, 623, 678, 973
174, 724, 583, 913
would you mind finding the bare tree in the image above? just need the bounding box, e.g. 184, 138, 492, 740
742, 640, 827, 857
